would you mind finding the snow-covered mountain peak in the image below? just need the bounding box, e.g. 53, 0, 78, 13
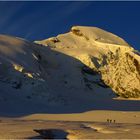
71, 26, 129, 46
35, 26, 140, 98
0, 26, 140, 115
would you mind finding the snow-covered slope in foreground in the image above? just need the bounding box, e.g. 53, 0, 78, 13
36, 26, 140, 98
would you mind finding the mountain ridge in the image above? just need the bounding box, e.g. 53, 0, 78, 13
0, 26, 140, 116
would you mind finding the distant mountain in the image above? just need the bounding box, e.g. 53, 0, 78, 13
0, 26, 140, 115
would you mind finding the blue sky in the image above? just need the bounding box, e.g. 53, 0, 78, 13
0, 1, 140, 50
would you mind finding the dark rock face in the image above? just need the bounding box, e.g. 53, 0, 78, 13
34, 129, 68, 139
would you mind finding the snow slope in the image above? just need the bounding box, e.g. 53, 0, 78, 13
0, 26, 140, 116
